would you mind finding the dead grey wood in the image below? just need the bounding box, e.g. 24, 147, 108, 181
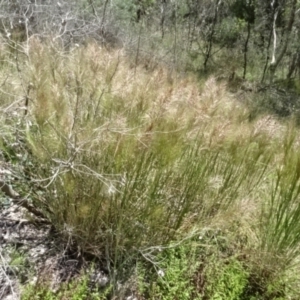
0, 181, 19, 198
0, 180, 48, 221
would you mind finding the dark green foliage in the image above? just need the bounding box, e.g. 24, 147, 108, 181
231, 0, 255, 23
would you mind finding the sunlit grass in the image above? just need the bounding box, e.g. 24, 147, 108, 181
1, 39, 300, 298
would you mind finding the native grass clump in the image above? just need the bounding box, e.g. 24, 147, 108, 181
1, 39, 300, 298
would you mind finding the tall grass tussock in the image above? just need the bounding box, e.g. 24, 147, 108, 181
1, 38, 300, 298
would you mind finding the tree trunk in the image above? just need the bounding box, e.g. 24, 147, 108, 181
268, 0, 297, 83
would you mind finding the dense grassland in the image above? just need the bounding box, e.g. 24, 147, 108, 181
1, 38, 300, 299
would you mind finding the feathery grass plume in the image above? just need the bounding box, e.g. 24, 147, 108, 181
21, 42, 272, 262
2, 38, 300, 298
260, 123, 300, 268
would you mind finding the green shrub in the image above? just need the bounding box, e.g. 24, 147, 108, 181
21, 275, 110, 300
206, 258, 248, 300
143, 243, 201, 300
